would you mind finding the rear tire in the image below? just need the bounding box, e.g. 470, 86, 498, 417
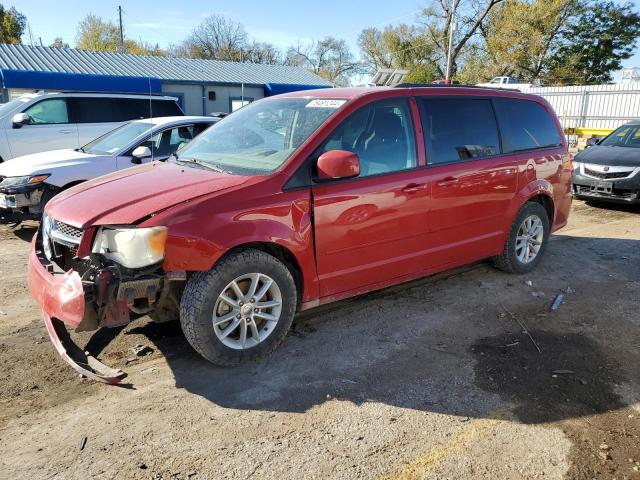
180, 249, 297, 366
494, 201, 550, 274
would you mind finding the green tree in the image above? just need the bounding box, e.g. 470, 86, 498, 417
548, 1, 640, 84
76, 14, 165, 56
358, 24, 439, 82
420, 0, 504, 77
0, 4, 26, 44
75, 14, 120, 51
481, 0, 578, 82
125, 39, 165, 56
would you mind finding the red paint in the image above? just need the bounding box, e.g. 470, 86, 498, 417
28, 237, 85, 328
29, 86, 571, 330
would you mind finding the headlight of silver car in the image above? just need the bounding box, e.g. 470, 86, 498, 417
0, 174, 50, 188
91, 226, 168, 269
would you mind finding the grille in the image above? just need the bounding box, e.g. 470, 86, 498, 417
52, 219, 83, 242
584, 167, 632, 180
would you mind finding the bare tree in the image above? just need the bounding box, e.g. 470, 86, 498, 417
286, 37, 364, 86
50, 37, 69, 49
420, 0, 504, 75
182, 14, 248, 61
244, 41, 282, 64
175, 14, 281, 64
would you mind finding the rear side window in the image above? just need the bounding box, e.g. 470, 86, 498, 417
71, 98, 181, 123
494, 98, 561, 152
72, 98, 120, 123
151, 100, 183, 116
421, 98, 500, 164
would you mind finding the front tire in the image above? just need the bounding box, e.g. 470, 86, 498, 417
494, 201, 550, 274
180, 249, 297, 366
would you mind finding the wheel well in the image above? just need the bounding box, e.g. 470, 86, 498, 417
226, 242, 304, 305
60, 180, 85, 191
529, 194, 554, 223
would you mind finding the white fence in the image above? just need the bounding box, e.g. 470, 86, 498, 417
520, 83, 640, 131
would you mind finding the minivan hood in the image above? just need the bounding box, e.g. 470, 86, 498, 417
46, 162, 249, 228
575, 145, 640, 167
0, 149, 100, 177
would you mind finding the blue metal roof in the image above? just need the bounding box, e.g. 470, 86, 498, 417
0, 69, 162, 94
264, 83, 332, 96
0, 44, 333, 87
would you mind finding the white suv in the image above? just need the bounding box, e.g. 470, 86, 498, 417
0, 116, 216, 220
0, 92, 183, 161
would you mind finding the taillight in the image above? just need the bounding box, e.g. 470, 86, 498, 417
565, 154, 575, 173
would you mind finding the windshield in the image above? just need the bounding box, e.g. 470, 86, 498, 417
177, 97, 347, 174
82, 122, 154, 155
600, 125, 640, 148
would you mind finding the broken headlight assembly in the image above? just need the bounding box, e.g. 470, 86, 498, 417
91, 226, 168, 269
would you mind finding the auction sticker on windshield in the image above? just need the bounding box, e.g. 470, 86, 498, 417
305, 99, 347, 108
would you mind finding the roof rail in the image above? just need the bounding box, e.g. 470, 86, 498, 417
393, 83, 521, 93
30, 89, 173, 97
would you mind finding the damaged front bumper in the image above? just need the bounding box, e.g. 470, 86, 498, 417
28, 230, 181, 384
28, 236, 126, 383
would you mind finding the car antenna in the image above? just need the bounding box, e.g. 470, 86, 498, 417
148, 75, 155, 160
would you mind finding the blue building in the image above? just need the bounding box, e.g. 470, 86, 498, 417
0, 45, 333, 115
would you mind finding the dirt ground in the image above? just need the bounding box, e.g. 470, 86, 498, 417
0, 199, 639, 480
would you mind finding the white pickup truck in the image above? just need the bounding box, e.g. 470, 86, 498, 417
476, 76, 540, 89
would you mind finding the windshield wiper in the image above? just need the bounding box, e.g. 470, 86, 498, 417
174, 156, 229, 174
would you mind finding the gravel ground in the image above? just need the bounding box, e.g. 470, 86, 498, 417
0, 199, 639, 480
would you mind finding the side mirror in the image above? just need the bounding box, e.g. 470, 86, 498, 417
131, 145, 152, 164
586, 137, 601, 147
316, 150, 360, 181
12, 112, 29, 128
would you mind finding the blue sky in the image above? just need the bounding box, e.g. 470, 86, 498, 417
11, 0, 640, 80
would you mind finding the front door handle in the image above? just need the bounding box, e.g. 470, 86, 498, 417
59, 129, 74, 134
436, 176, 459, 187
402, 182, 427, 193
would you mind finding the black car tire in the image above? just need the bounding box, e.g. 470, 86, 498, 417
180, 249, 297, 366
494, 201, 550, 274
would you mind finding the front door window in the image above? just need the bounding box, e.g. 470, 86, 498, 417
319, 99, 417, 177
23, 99, 69, 125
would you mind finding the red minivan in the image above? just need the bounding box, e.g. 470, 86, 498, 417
28, 86, 573, 382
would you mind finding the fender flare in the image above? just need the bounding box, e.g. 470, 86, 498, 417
505, 179, 555, 233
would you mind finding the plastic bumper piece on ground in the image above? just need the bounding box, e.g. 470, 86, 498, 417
43, 313, 126, 384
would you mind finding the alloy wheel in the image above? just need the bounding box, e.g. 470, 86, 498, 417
212, 273, 282, 350
515, 214, 544, 264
